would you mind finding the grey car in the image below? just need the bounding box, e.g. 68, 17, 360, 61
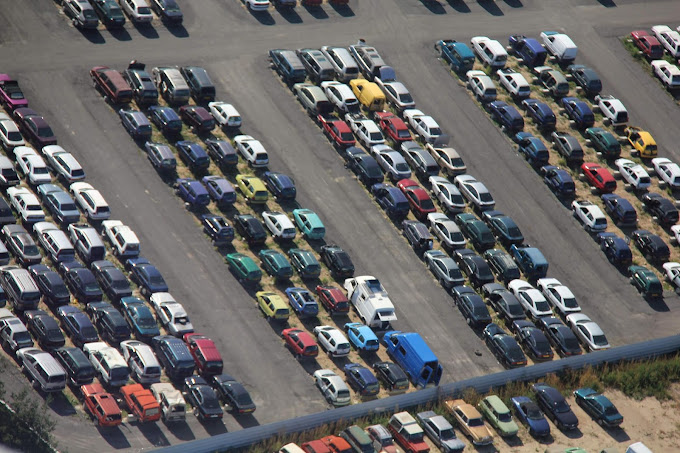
144, 142, 177, 173
402, 220, 433, 256
416, 410, 466, 453
482, 283, 527, 322
37, 184, 81, 226
2, 224, 42, 266
423, 250, 464, 290
551, 132, 584, 164
371, 145, 411, 181
63, 0, 100, 29
400, 141, 440, 179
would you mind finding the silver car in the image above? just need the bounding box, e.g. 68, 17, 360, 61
371, 145, 411, 181
417, 410, 466, 452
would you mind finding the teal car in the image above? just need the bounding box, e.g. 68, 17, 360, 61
478, 395, 519, 437
288, 248, 321, 279
573, 387, 623, 428
292, 208, 326, 240
585, 127, 621, 158
258, 249, 293, 280
226, 253, 262, 284
628, 265, 662, 298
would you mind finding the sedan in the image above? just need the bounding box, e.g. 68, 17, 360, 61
119, 109, 152, 141
24, 309, 65, 350
652, 157, 680, 189
482, 283, 525, 322
423, 250, 464, 290
539, 316, 583, 357
481, 210, 524, 246
454, 174, 495, 211
455, 213, 495, 251
459, 251, 495, 289
426, 139, 466, 176
149, 292, 193, 337
184, 375, 223, 421
631, 229, 670, 263
57, 305, 99, 348
511, 396, 550, 438
427, 213, 466, 250
573, 388, 623, 428
532, 383, 579, 431
641, 192, 679, 226
536, 278, 581, 317
13, 108, 57, 147
120, 297, 161, 342
483, 323, 527, 368
0, 113, 24, 150
346, 151, 384, 186
372, 361, 409, 393
202, 176, 236, 207
508, 279, 552, 319
585, 127, 621, 158
148, 105, 182, 136
179, 105, 216, 133
429, 176, 465, 213
284, 287, 319, 318
344, 363, 380, 397
211, 374, 256, 414
396, 179, 437, 220
3, 224, 42, 266
514, 320, 554, 361
126, 257, 169, 296
452, 285, 491, 328
233, 214, 267, 246
263, 171, 296, 201
258, 249, 293, 280
319, 245, 354, 278
43, 146, 85, 183
483, 249, 521, 284
566, 313, 610, 351
371, 145, 411, 181
374, 111, 411, 143
64, 265, 103, 303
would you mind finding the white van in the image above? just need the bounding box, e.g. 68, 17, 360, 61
470, 36, 508, 68
121, 340, 161, 384
540, 31, 578, 63
321, 46, 360, 83
17, 347, 67, 392
150, 383, 186, 422
84, 341, 130, 387
626, 442, 653, 453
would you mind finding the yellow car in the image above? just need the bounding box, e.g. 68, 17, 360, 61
236, 174, 268, 204
626, 126, 657, 158
444, 399, 494, 446
349, 79, 385, 111
256, 291, 290, 320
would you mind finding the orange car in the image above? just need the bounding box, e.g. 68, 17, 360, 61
82, 383, 122, 427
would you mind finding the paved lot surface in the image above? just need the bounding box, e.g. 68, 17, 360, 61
1, 0, 680, 451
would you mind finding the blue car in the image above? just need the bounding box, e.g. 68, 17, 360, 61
120, 297, 161, 342
344, 322, 379, 352
284, 287, 319, 318
371, 183, 410, 219
510, 244, 548, 280
201, 214, 234, 247
508, 35, 547, 67
57, 305, 99, 348
263, 171, 296, 201
601, 193, 637, 226
489, 101, 524, 133
481, 210, 524, 246
343, 363, 380, 397
126, 257, 169, 297
541, 165, 575, 198
148, 105, 182, 135
37, 184, 81, 226
511, 396, 550, 438
63, 265, 103, 303
435, 39, 475, 72
119, 109, 152, 141
597, 232, 632, 267
201, 176, 236, 206
521, 99, 556, 130
515, 132, 550, 167
561, 97, 595, 129
175, 178, 210, 209
175, 141, 210, 173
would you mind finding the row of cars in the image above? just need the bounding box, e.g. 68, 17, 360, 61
628, 25, 680, 92
436, 33, 680, 299
58, 0, 183, 30
279, 383, 625, 452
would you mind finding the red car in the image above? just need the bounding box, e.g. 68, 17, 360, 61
396, 178, 437, 220
318, 114, 355, 148
282, 328, 319, 358
630, 30, 664, 60
183, 333, 224, 377
13, 107, 57, 147
302, 440, 331, 453
0, 75, 28, 110
179, 105, 216, 133
315, 285, 350, 315
581, 162, 616, 193
320, 435, 352, 453
374, 111, 411, 143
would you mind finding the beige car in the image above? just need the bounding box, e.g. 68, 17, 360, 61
444, 399, 494, 446
426, 140, 466, 176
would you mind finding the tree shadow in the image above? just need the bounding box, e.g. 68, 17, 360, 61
420, 0, 447, 14
162, 420, 196, 441
45, 392, 77, 416
97, 424, 131, 449
78, 28, 106, 44
302, 4, 329, 19
276, 5, 303, 23
167, 24, 190, 38
249, 10, 276, 25
597, 0, 616, 7
477, 0, 504, 15
108, 27, 132, 41
445, 0, 470, 13
329, 2, 355, 17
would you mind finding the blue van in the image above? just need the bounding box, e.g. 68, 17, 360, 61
508, 35, 547, 68
383, 331, 442, 388
435, 40, 476, 73
510, 245, 549, 280
152, 335, 196, 381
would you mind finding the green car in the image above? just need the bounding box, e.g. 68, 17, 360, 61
628, 265, 662, 298
455, 213, 496, 251
478, 395, 518, 437
258, 249, 293, 279
226, 253, 262, 284
585, 127, 621, 159
292, 208, 326, 240
287, 248, 321, 279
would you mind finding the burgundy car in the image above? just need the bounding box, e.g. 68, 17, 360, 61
396, 178, 437, 220
375, 111, 411, 143
318, 114, 355, 148
315, 285, 350, 315
179, 105, 215, 133
630, 30, 664, 60
282, 328, 319, 358
13, 108, 56, 147
0, 75, 28, 110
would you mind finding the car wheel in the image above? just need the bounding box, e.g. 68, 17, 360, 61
466, 317, 472, 326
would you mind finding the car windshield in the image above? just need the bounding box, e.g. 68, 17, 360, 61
420, 198, 435, 210
395, 162, 410, 172
33, 167, 48, 175
7, 131, 22, 141
593, 334, 608, 346
439, 428, 455, 440
554, 399, 570, 413
337, 389, 350, 398
468, 417, 484, 427
139, 6, 152, 14
527, 406, 543, 419
449, 267, 463, 280
399, 93, 414, 103
562, 297, 578, 308
340, 132, 354, 141
15, 331, 31, 343
535, 300, 550, 312
430, 128, 442, 136
564, 336, 580, 351
370, 132, 383, 141
82, 326, 97, 339
480, 192, 493, 202
397, 129, 410, 138
83, 9, 97, 19
498, 411, 512, 422
138, 315, 156, 329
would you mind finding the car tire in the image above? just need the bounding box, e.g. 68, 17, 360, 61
466, 317, 472, 326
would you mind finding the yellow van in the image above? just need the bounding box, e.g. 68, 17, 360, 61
349, 79, 385, 111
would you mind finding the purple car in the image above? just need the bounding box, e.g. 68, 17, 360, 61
0, 75, 28, 110
201, 176, 236, 206
13, 108, 57, 147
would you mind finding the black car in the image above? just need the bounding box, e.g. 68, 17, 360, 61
538, 316, 582, 357
91, 260, 133, 304
179, 106, 216, 134
91, 0, 125, 27
152, 335, 195, 381
57, 305, 99, 348
452, 248, 476, 266
482, 283, 526, 322
24, 309, 65, 350
483, 249, 521, 284
372, 361, 409, 393
28, 264, 70, 307
64, 266, 103, 303
262, 171, 297, 201
179, 67, 216, 103
122, 62, 158, 107
482, 210, 524, 246
597, 233, 633, 267
459, 253, 495, 289
482, 323, 527, 368
551, 132, 584, 164
148, 106, 183, 136
568, 65, 602, 96
210, 374, 256, 415
532, 383, 579, 430
205, 139, 239, 169
86, 301, 131, 344
234, 214, 267, 246
176, 141, 210, 174
451, 285, 491, 328
513, 320, 554, 361
346, 152, 384, 186
201, 215, 234, 247
150, 0, 183, 24
631, 229, 670, 263
319, 245, 355, 278
54, 346, 96, 386
641, 192, 679, 226
126, 258, 169, 297
402, 220, 433, 256
184, 375, 223, 421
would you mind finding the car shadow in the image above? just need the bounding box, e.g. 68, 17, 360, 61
597, 0, 616, 7
329, 2, 354, 17
603, 425, 630, 441
276, 5, 303, 23
78, 28, 106, 44
108, 27, 132, 41
501, 435, 523, 447
167, 23, 189, 38
97, 425, 131, 449
235, 413, 260, 429
445, 0, 470, 12
162, 420, 195, 441
136, 421, 171, 447
133, 22, 159, 39
302, 4, 329, 19
644, 295, 669, 312
249, 9, 276, 25
45, 392, 77, 416
420, 0, 447, 14
502, 0, 523, 6
199, 419, 228, 436
299, 358, 323, 375
477, 0, 504, 15
561, 428, 584, 439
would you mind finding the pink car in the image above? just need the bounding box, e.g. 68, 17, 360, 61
0, 74, 28, 110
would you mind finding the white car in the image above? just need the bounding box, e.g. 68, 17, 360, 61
120, 340, 161, 384
470, 36, 507, 68
70, 182, 111, 221
14, 146, 51, 186
371, 145, 411, 181
234, 135, 269, 168
652, 157, 680, 188
571, 199, 607, 233
7, 186, 45, 223
313, 325, 350, 358
374, 69, 416, 112
345, 113, 385, 148
208, 101, 242, 128
651, 25, 680, 58
426, 140, 466, 176
454, 174, 495, 211
244, 0, 270, 11
262, 211, 296, 240
403, 109, 442, 144
540, 31, 578, 62
536, 278, 581, 316
672, 225, 680, 246
83, 341, 130, 387
120, 0, 154, 23
650, 60, 680, 89
42, 145, 85, 183
101, 220, 140, 258
313, 369, 350, 406
320, 81, 359, 113
150, 292, 194, 337
615, 158, 651, 191
427, 212, 466, 249
508, 279, 553, 319
466, 70, 497, 103
0, 113, 24, 150
565, 313, 610, 351
429, 176, 465, 213
594, 95, 628, 127
496, 68, 531, 99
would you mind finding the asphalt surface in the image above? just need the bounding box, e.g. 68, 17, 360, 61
1, 0, 680, 451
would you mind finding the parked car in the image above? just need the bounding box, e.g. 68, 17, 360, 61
488, 101, 524, 133
29, 264, 70, 307
516, 132, 550, 166
24, 309, 65, 350
424, 250, 464, 290
571, 199, 608, 233
568, 65, 602, 95
258, 249, 293, 280
397, 179, 436, 220
149, 0, 183, 23
566, 313, 610, 351
201, 215, 234, 247
551, 132, 584, 164
466, 70, 497, 103
43, 146, 85, 184
581, 162, 616, 193
344, 322, 379, 353
14, 147, 51, 186
313, 325, 350, 358
233, 214, 267, 246
262, 211, 297, 241
482, 324, 527, 369
285, 287, 319, 318
318, 114, 355, 148
508, 279, 552, 319
532, 382, 579, 430
150, 293, 193, 337
641, 192, 679, 225
70, 182, 110, 221
443, 399, 493, 446
374, 111, 411, 143
388, 411, 430, 453
319, 245, 354, 278
536, 278, 581, 317
226, 253, 262, 285
573, 388, 623, 428
13, 108, 57, 148
513, 319, 553, 361
478, 394, 519, 436
0, 75, 28, 110
539, 316, 582, 357
313, 369, 350, 407
57, 305, 99, 348
511, 396, 550, 437
629, 265, 663, 298
435, 39, 476, 72
455, 213, 495, 251
86, 301, 131, 344
148, 106, 182, 136
585, 127, 621, 158
183, 375, 223, 421
625, 126, 657, 159
631, 30, 664, 59
344, 363, 380, 397
282, 328, 318, 359
597, 232, 633, 267
176, 141, 211, 174
371, 145, 412, 182
594, 94, 628, 127
288, 248, 321, 279
428, 213, 465, 250
631, 229, 670, 263
482, 283, 525, 322
255, 291, 289, 321
403, 109, 443, 144
263, 171, 296, 201
346, 149, 384, 187
454, 174, 495, 211
482, 210, 524, 247
315, 285, 350, 316
402, 220, 434, 255
236, 175, 268, 204
416, 410, 465, 453
429, 176, 465, 214
120, 297, 161, 342
601, 193, 637, 226
127, 257, 169, 296
510, 244, 548, 281
179, 106, 216, 134
496, 68, 531, 99
651, 60, 680, 90
119, 109, 153, 141
452, 285, 491, 327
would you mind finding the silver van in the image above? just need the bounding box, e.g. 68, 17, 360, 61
321, 46, 360, 83
349, 44, 386, 81
0, 265, 41, 311
68, 224, 106, 264
121, 340, 162, 384
17, 347, 67, 392
296, 49, 335, 84
152, 67, 191, 105
34, 222, 76, 264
